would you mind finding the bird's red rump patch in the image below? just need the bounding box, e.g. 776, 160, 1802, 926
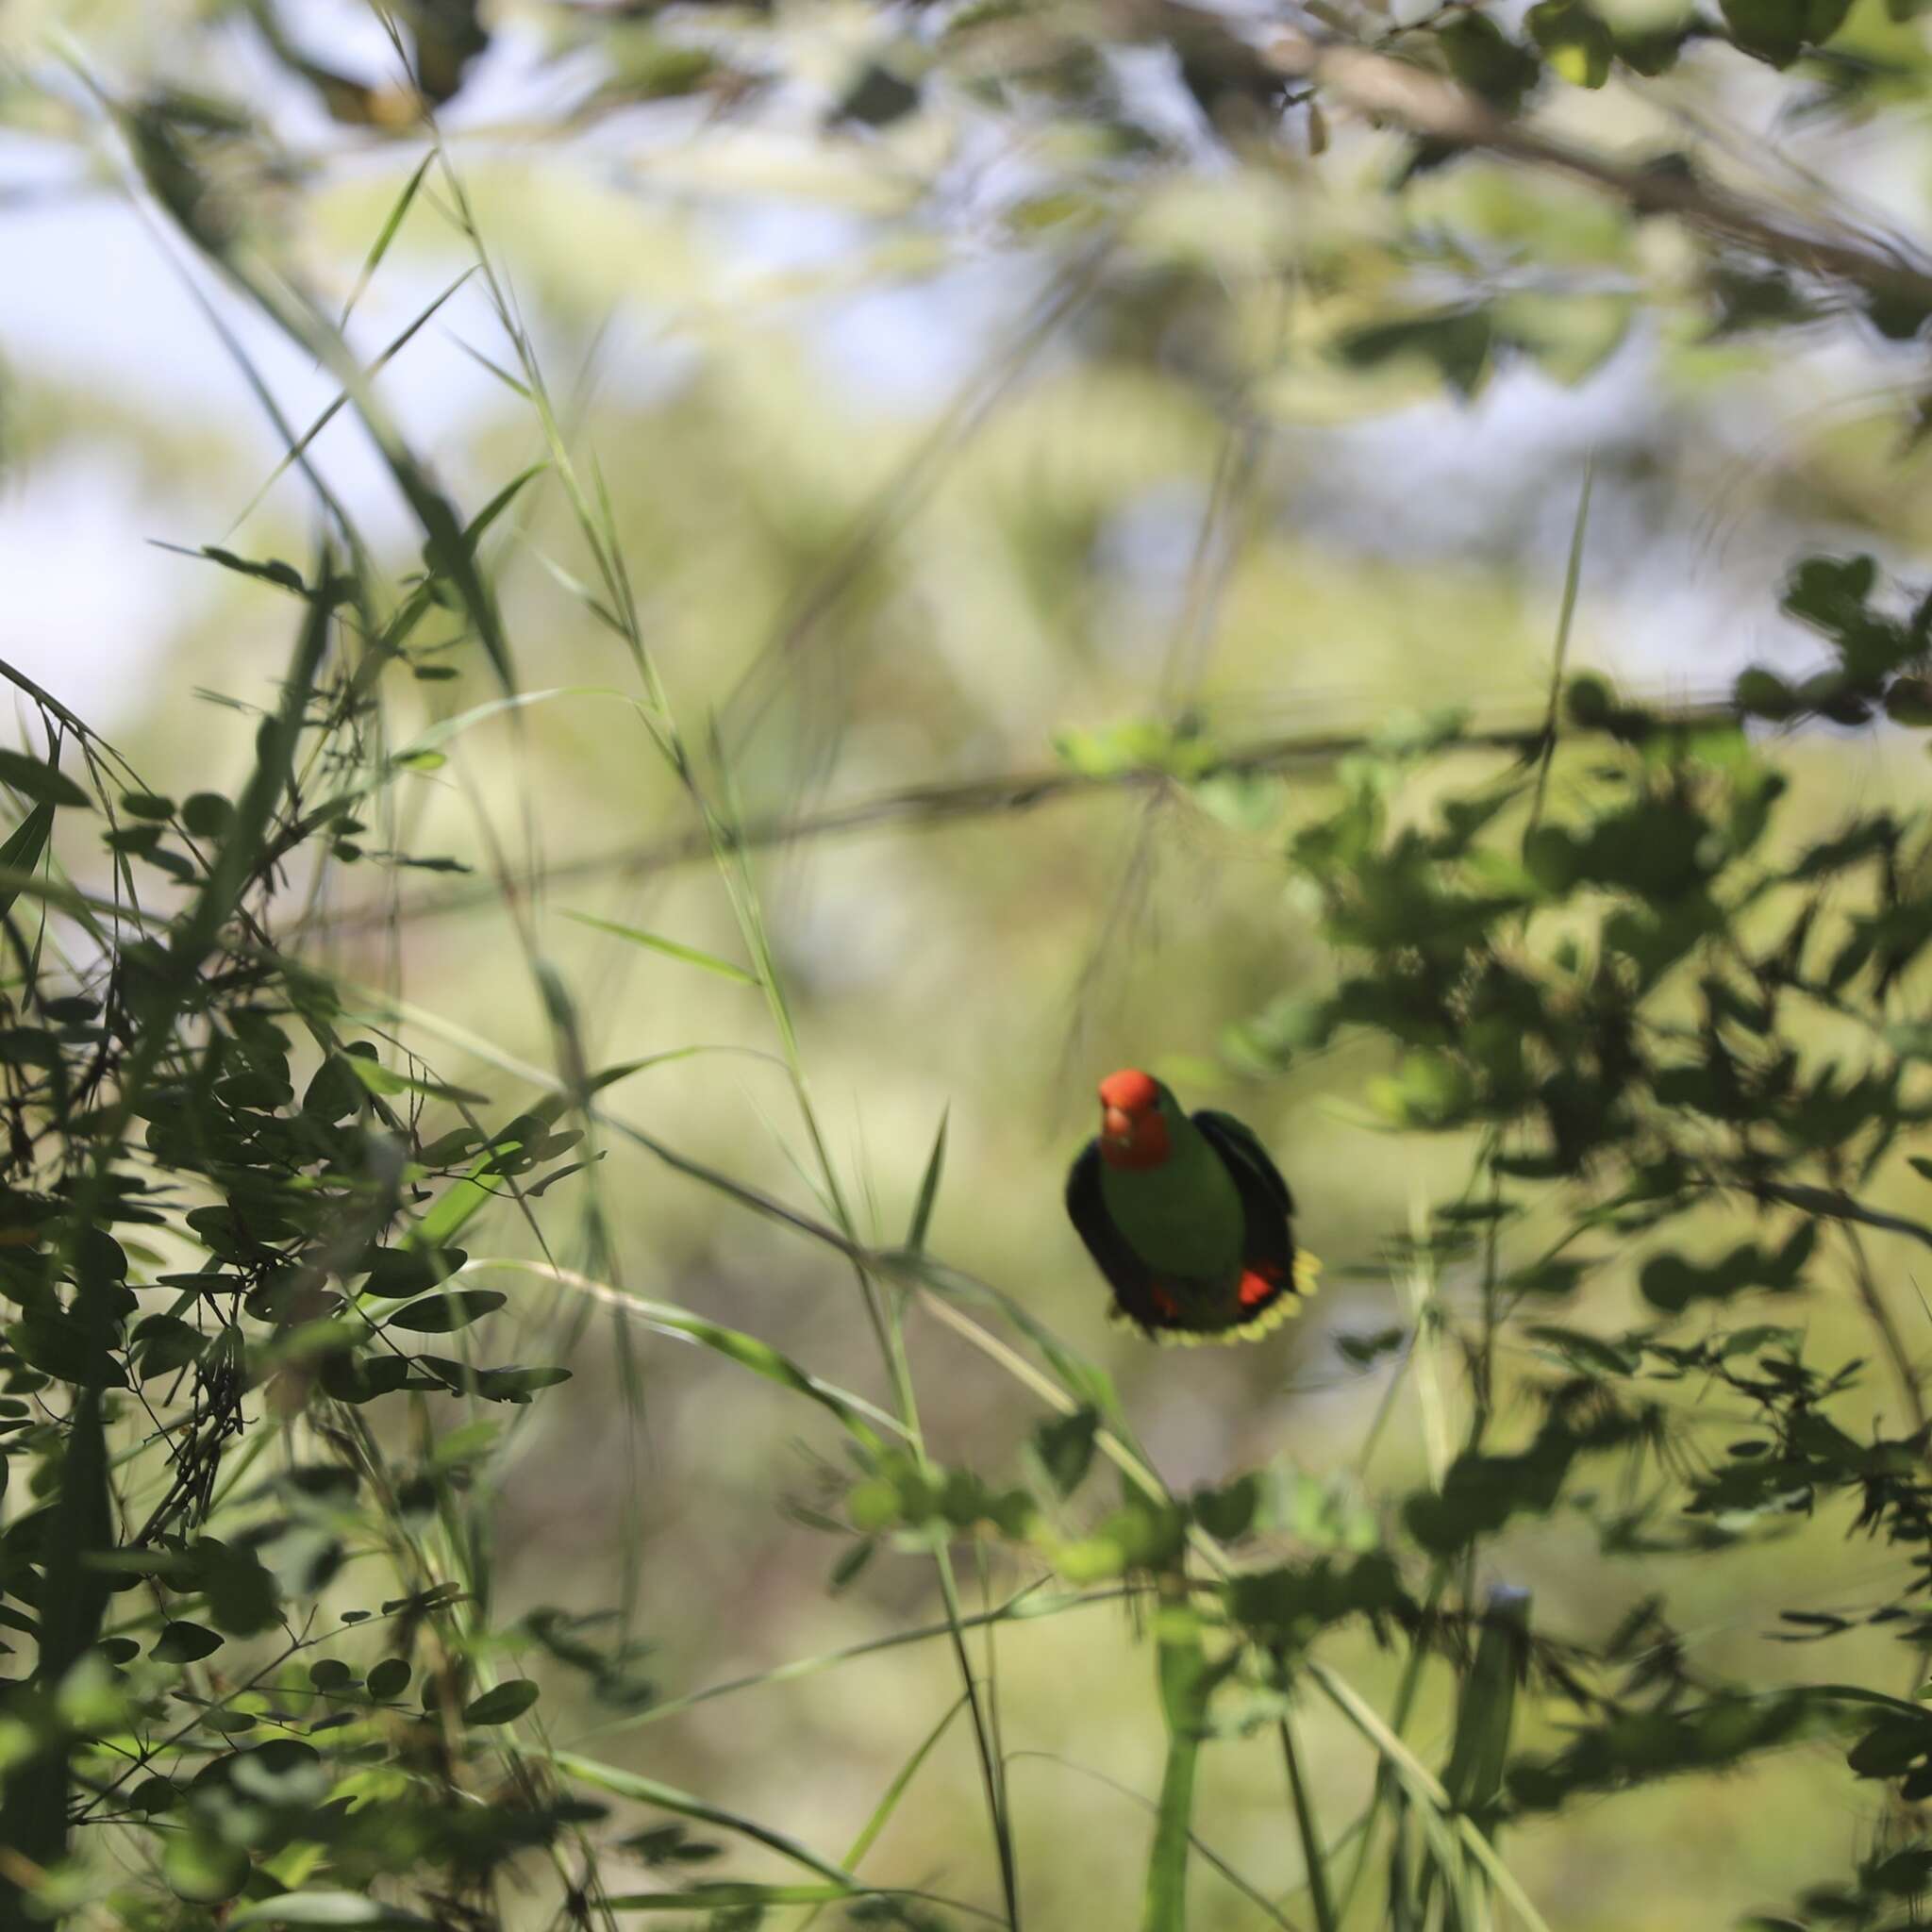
1151, 1286, 1181, 1320
1238, 1264, 1283, 1308
1098, 1067, 1158, 1115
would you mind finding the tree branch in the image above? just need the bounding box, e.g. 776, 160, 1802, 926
306, 694, 1738, 937
1154, 1, 1932, 317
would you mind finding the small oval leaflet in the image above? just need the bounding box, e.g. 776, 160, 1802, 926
182, 791, 234, 838
0, 748, 92, 809
367, 1656, 412, 1701
462, 1678, 541, 1726
385, 1289, 507, 1334
151, 1621, 223, 1664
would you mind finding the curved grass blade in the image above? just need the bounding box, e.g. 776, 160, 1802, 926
1007, 1751, 1303, 1932
547, 1750, 860, 1889
1307, 1662, 1554, 1932
572, 1584, 1132, 1745
608, 1886, 852, 1911
1280, 1712, 1339, 1932
562, 909, 759, 987
464, 459, 547, 551
888, 1248, 1127, 1432
463, 1258, 902, 1447
339, 149, 436, 329
606, 1884, 1007, 1924
843, 1690, 969, 1871
391, 685, 639, 769
226, 269, 476, 537
0, 803, 56, 924
907, 1107, 949, 1253
796, 1691, 972, 1931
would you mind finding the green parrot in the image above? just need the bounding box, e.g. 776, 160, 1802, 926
1065, 1068, 1317, 1344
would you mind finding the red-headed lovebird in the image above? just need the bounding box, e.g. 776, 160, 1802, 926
1065, 1068, 1318, 1344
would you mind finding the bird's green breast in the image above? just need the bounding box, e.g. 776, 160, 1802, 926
1097, 1117, 1245, 1282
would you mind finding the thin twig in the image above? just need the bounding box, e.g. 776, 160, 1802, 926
1144, 1, 1932, 315
309, 692, 1740, 937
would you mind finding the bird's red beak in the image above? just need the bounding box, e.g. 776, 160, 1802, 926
1102, 1104, 1135, 1145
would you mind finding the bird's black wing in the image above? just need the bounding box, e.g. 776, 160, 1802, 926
1064, 1141, 1190, 1337
1194, 1110, 1298, 1292
1192, 1109, 1294, 1218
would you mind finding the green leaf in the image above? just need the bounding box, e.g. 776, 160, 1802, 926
151, 1621, 223, 1663
417, 1357, 572, 1403
131, 1313, 208, 1378
383, 1289, 507, 1334
1340, 308, 1496, 402
1720, 0, 1806, 69
1438, 13, 1542, 108
1441, 1587, 1532, 1821
182, 791, 235, 838
837, 58, 921, 125
193, 546, 309, 593
7, 1314, 125, 1389
0, 803, 55, 923
361, 1247, 469, 1298
1031, 1407, 1100, 1498
0, 749, 91, 810
562, 910, 759, 986
301, 1051, 368, 1122
1735, 667, 1802, 720
367, 1657, 412, 1702
192, 1537, 281, 1636
345, 1057, 489, 1106
462, 1678, 541, 1725
1527, 0, 1613, 84
162, 1833, 251, 1905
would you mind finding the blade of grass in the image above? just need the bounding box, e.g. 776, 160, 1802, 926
1008, 1752, 1305, 1932
461, 1257, 905, 1446
549, 1752, 860, 1889
605, 1884, 1006, 1924
1307, 1662, 1554, 1932
907, 1107, 949, 1252
0, 804, 56, 924
1527, 454, 1594, 830
465, 459, 548, 550
841, 1691, 970, 1871
339, 148, 436, 329
1279, 1710, 1340, 1932
914, 1285, 1168, 1507
795, 1690, 973, 1930
445, 329, 533, 397
571, 1584, 1137, 1746
225, 268, 477, 538
608, 1885, 854, 1911
94, 76, 517, 692
561, 909, 759, 987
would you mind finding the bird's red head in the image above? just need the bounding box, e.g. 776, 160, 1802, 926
1097, 1067, 1170, 1170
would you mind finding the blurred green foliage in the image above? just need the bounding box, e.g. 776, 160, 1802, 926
8, 0, 1932, 1927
